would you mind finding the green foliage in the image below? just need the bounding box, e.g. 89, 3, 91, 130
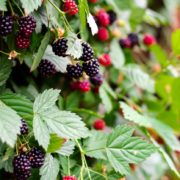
171, 29, 180, 55
0, 0, 7, 11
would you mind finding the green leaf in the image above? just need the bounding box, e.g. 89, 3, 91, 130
33, 115, 50, 150
109, 39, 125, 70
171, 29, 180, 55
56, 141, 75, 156
65, 91, 80, 110
47, 134, 64, 153
20, 0, 42, 14
40, 154, 59, 180
0, 58, 12, 87
120, 102, 180, 151
66, 33, 83, 59
0, 0, 7, 11
106, 125, 156, 175
0, 93, 33, 122
0, 101, 21, 147
31, 31, 51, 71
43, 46, 71, 73
33, 89, 60, 113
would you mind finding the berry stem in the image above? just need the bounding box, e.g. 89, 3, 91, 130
8, 0, 15, 16
12, 0, 24, 16
67, 156, 71, 176
0, 50, 9, 56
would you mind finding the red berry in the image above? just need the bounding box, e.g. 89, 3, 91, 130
92, 86, 99, 94
97, 27, 109, 41
15, 33, 30, 49
63, 176, 77, 180
79, 81, 91, 92
98, 53, 111, 67
88, 0, 98, 3
63, 0, 78, 16
143, 34, 156, 46
97, 10, 110, 27
93, 119, 105, 130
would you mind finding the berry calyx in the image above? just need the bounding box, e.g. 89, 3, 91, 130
83, 59, 99, 77
97, 27, 109, 41
81, 42, 94, 61
27, 147, 45, 168
15, 33, 30, 49
90, 73, 103, 86
66, 63, 83, 79
38, 59, 57, 77
119, 38, 132, 49
63, 175, 77, 180
20, 119, 28, 135
0, 15, 13, 36
52, 38, 68, 57
93, 119, 106, 130
98, 53, 111, 67
63, 0, 79, 16
107, 10, 117, 25
79, 81, 91, 92
97, 10, 110, 27
143, 34, 156, 46
18, 16, 36, 37
128, 33, 139, 47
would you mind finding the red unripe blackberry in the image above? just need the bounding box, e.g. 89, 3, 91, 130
97, 27, 109, 41
13, 154, 31, 180
20, 119, 28, 135
0, 15, 13, 36
128, 33, 139, 47
107, 10, 117, 25
81, 42, 94, 61
90, 73, 103, 86
63, 0, 78, 16
38, 59, 57, 77
83, 59, 99, 77
18, 16, 36, 37
52, 38, 68, 57
119, 38, 132, 49
98, 53, 111, 67
93, 119, 105, 130
66, 63, 83, 79
27, 147, 45, 168
97, 10, 110, 27
79, 81, 91, 92
88, 0, 98, 3
15, 33, 30, 49
143, 34, 156, 46
63, 176, 77, 180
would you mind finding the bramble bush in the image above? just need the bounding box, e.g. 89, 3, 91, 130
0, 0, 180, 180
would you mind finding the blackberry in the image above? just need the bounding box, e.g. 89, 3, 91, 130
90, 74, 103, 86
38, 59, 57, 77
107, 10, 117, 24
81, 42, 94, 61
128, 33, 139, 47
19, 16, 36, 37
66, 63, 83, 79
20, 119, 28, 135
15, 33, 30, 49
13, 154, 31, 180
28, 147, 45, 168
83, 59, 99, 77
52, 38, 68, 57
0, 15, 13, 36
119, 38, 132, 49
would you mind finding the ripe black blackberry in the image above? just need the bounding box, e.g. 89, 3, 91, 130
128, 33, 139, 47
38, 59, 57, 77
13, 154, 31, 180
81, 42, 94, 61
0, 15, 13, 36
107, 10, 117, 25
83, 59, 99, 77
52, 38, 68, 57
20, 119, 28, 135
66, 63, 83, 79
90, 73, 103, 86
28, 147, 45, 168
19, 16, 36, 37
15, 33, 30, 49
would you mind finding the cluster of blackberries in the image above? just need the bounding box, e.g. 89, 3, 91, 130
13, 147, 45, 180
15, 16, 36, 49
0, 14, 13, 36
